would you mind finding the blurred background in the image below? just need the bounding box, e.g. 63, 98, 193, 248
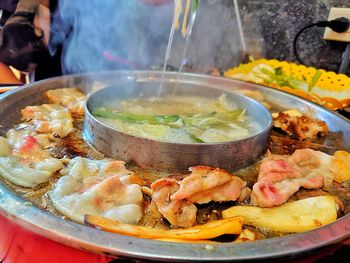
234, 0, 350, 73
1, 0, 350, 80
47, 0, 350, 75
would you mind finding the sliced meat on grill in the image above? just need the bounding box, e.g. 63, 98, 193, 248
151, 166, 250, 227
272, 112, 328, 140
45, 87, 86, 117
49, 157, 144, 224
151, 177, 197, 228
0, 136, 63, 188
172, 166, 250, 204
251, 149, 335, 208
12, 135, 52, 162
171, 166, 233, 200
21, 104, 74, 138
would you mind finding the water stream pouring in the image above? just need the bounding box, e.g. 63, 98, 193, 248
159, 0, 200, 96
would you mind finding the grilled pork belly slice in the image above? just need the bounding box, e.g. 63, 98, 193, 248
272, 111, 328, 140
251, 149, 335, 207
172, 166, 250, 204
45, 88, 86, 117
151, 178, 197, 228
151, 166, 250, 227
49, 157, 144, 224
21, 104, 74, 138
0, 157, 63, 188
0, 136, 63, 188
171, 166, 234, 201
7, 127, 59, 163
11, 135, 52, 162
7, 124, 54, 150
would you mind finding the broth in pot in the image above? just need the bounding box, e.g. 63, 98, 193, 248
94, 94, 261, 143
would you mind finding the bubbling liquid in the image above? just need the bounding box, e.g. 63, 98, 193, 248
94, 94, 262, 143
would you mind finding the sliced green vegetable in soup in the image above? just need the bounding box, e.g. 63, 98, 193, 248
93, 94, 260, 143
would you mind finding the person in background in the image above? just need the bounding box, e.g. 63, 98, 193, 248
0, 0, 21, 84
0, 0, 60, 84
0, 0, 172, 85
0, 0, 17, 26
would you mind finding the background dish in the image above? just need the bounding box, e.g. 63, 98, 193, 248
225, 59, 350, 110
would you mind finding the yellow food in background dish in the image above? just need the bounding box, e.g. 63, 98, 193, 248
225, 59, 350, 110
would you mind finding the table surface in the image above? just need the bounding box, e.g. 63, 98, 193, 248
317, 244, 350, 262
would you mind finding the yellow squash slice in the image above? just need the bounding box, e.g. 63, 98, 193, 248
85, 215, 243, 240
222, 196, 338, 233
333, 150, 350, 183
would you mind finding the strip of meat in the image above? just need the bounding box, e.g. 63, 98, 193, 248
12, 135, 52, 162
151, 166, 249, 227
252, 175, 324, 208
187, 176, 250, 204
45, 88, 86, 117
290, 148, 335, 187
151, 178, 197, 228
171, 166, 249, 203
171, 166, 232, 200
273, 112, 328, 140
0, 136, 63, 188
50, 157, 144, 224
258, 158, 302, 182
21, 104, 74, 138
251, 149, 335, 208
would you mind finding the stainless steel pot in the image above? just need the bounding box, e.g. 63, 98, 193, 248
0, 71, 350, 262
84, 82, 272, 171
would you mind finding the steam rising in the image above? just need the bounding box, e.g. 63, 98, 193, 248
50, 0, 242, 74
